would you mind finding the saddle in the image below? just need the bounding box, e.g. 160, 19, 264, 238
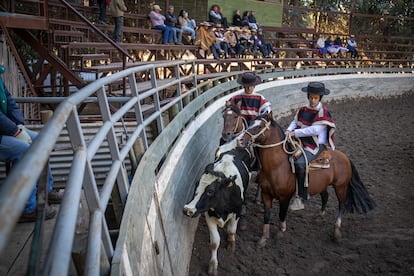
309, 148, 332, 169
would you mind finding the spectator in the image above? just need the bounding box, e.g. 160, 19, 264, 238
247, 10, 259, 30
194, 21, 220, 60
108, 0, 127, 43
165, 5, 183, 45
97, 0, 109, 24
347, 35, 359, 58
149, 4, 174, 44
326, 36, 348, 57
257, 29, 277, 57
209, 4, 228, 28
0, 65, 61, 223
241, 11, 249, 27
333, 36, 343, 46
239, 27, 253, 54
250, 29, 269, 57
213, 24, 230, 58
224, 26, 244, 56
178, 9, 196, 42
316, 35, 327, 57
232, 9, 242, 26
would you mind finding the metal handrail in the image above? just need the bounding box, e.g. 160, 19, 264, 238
0, 62, 412, 275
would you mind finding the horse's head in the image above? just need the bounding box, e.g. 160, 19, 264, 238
222, 102, 246, 142
238, 112, 273, 148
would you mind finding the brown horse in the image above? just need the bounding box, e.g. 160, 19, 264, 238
238, 113, 376, 246
221, 103, 248, 144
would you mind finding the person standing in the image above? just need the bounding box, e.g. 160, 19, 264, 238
0, 65, 61, 222
165, 5, 183, 45
97, 0, 109, 24
285, 82, 336, 211
108, 0, 127, 43
149, 4, 174, 44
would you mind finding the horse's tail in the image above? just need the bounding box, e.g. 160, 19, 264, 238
345, 160, 376, 214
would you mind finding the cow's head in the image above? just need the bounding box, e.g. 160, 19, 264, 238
183, 164, 241, 218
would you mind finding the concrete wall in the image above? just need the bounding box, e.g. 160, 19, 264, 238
113, 74, 413, 275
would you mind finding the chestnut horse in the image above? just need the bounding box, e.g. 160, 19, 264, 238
238, 113, 376, 246
221, 103, 247, 144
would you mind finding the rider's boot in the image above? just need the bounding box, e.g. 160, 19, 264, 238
289, 167, 306, 211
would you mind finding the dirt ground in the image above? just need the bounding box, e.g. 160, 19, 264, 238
188, 93, 414, 276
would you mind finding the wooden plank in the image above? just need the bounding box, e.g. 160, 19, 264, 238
0, 12, 48, 30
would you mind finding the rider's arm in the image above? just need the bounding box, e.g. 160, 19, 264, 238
294, 124, 326, 139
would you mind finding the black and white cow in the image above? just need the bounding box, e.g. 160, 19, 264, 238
183, 147, 251, 276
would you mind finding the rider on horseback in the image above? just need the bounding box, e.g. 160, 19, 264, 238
285, 82, 336, 211
229, 71, 271, 125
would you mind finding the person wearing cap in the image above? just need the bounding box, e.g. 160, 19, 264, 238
285, 82, 336, 211
0, 65, 62, 222
165, 5, 183, 45
229, 71, 271, 125
149, 4, 174, 44
108, 0, 127, 42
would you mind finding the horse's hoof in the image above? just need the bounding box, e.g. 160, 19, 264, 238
333, 227, 342, 242
257, 236, 267, 248
208, 261, 218, 276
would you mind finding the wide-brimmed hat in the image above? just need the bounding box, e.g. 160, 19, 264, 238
233, 26, 241, 32
237, 72, 262, 87
199, 21, 212, 27
215, 23, 223, 28
153, 4, 161, 11
301, 82, 330, 95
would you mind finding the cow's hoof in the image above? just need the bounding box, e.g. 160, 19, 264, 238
208, 261, 218, 276
276, 230, 284, 239
257, 236, 267, 248
227, 240, 236, 253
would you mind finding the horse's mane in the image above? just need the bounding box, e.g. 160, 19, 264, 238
256, 113, 286, 139
224, 104, 241, 116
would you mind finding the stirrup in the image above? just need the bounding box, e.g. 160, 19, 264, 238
289, 196, 304, 211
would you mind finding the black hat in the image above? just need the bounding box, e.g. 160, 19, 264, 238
237, 72, 262, 87
301, 82, 330, 95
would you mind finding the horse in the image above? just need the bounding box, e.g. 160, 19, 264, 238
238, 113, 376, 246
221, 102, 247, 144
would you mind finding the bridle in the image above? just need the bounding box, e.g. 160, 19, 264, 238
222, 108, 248, 139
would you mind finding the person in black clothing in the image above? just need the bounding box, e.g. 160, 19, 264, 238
232, 9, 242, 26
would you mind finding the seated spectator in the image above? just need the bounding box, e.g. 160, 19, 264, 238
241, 11, 249, 27
250, 28, 269, 57
165, 5, 183, 45
225, 26, 244, 56
213, 24, 230, 58
149, 4, 174, 44
239, 27, 254, 54
0, 65, 61, 223
347, 34, 359, 58
194, 21, 220, 60
257, 28, 277, 57
316, 35, 327, 57
232, 9, 242, 26
209, 4, 228, 28
247, 10, 259, 30
178, 9, 196, 42
326, 36, 348, 57
334, 36, 343, 47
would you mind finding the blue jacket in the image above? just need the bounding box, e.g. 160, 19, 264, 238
0, 86, 24, 143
